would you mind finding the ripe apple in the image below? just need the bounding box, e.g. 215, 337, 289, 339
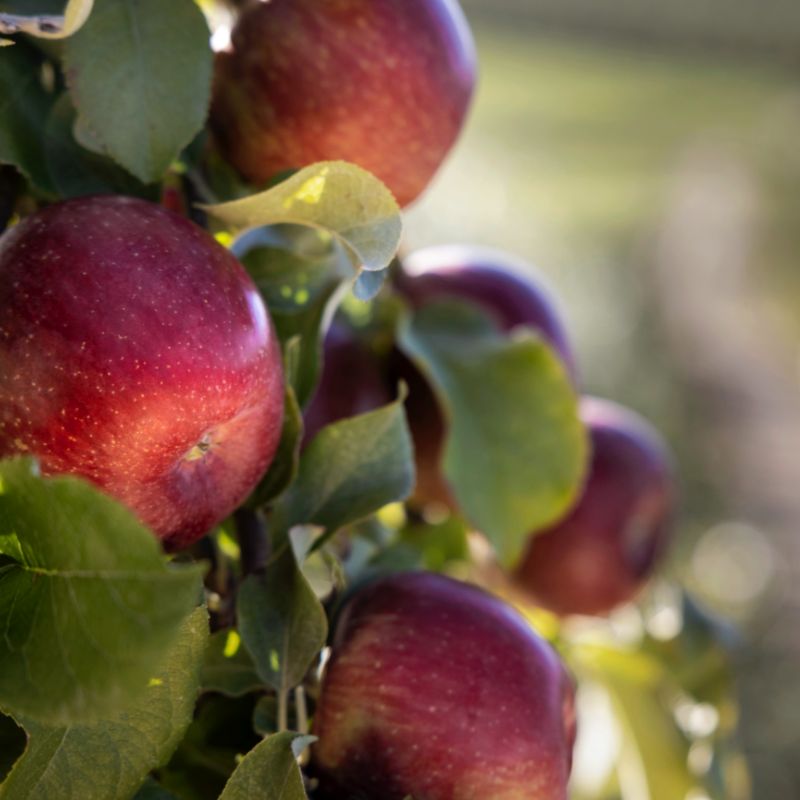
210, 0, 477, 207
394, 245, 577, 508
514, 396, 675, 616
303, 320, 391, 444
398, 245, 576, 374
311, 571, 576, 800
0, 195, 284, 550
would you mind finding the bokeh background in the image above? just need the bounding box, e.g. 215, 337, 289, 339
405, 1, 800, 796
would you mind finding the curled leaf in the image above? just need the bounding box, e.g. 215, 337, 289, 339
203, 161, 403, 274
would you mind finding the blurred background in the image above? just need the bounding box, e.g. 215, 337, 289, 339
405, 1, 800, 796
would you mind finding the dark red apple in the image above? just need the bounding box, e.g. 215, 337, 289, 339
311, 571, 576, 800
303, 320, 391, 445
0, 195, 284, 550
398, 245, 576, 376
210, 0, 476, 207
394, 245, 577, 508
514, 396, 675, 617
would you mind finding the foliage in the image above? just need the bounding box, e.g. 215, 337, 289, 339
0, 2, 748, 799
399, 300, 587, 566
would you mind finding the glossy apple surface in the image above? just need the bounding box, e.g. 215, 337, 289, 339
0, 195, 284, 550
303, 320, 391, 445
210, 0, 476, 207
514, 396, 675, 616
395, 245, 577, 508
311, 571, 576, 800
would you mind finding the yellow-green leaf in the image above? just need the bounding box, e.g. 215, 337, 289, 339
203, 161, 402, 273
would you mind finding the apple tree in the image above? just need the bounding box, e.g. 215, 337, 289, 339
0, 1, 749, 798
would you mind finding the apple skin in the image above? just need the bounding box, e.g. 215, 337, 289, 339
514, 396, 675, 617
311, 571, 576, 800
394, 245, 577, 509
0, 195, 284, 550
210, 0, 476, 207
398, 245, 577, 376
303, 321, 392, 445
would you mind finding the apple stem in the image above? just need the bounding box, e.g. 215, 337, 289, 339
277, 689, 289, 733
295, 686, 309, 735
235, 507, 269, 575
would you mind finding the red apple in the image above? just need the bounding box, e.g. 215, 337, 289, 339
311, 571, 576, 800
0, 195, 284, 550
394, 245, 577, 508
210, 0, 476, 207
514, 396, 675, 616
303, 320, 391, 445
398, 245, 577, 376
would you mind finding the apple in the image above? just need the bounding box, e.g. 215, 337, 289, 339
303, 320, 391, 444
398, 245, 577, 375
314, 574, 577, 800
209, 0, 477, 207
394, 245, 577, 508
514, 396, 675, 616
311, 571, 576, 800
0, 195, 284, 550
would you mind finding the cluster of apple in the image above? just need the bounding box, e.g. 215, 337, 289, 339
0, 0, 677, 798
302, 247, 674, 800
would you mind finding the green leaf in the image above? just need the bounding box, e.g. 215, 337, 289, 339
0, 41, 55, 191
398, 301, 588, 567
0, 607, 208, 800
201, 630, 263, 698
0, 458, 204, 724
237, 545, 327, 695
235, 228, 350, 407
63, 0, 212, 183
642, 593, 736, 708
0, 0, 92, 39
604, 673, 698, 800
156, 693, 261, 800
219, 732, 314, 800
44, 92, 157, 199
203, 161, 403, 273
273, 397, 414, 536
399, 516, 470, 572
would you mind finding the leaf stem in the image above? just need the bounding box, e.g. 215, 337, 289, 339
277, 689, 289, 733
294, 685, 309, 735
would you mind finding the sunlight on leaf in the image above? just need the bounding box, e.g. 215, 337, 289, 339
203, 161, 402, 273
